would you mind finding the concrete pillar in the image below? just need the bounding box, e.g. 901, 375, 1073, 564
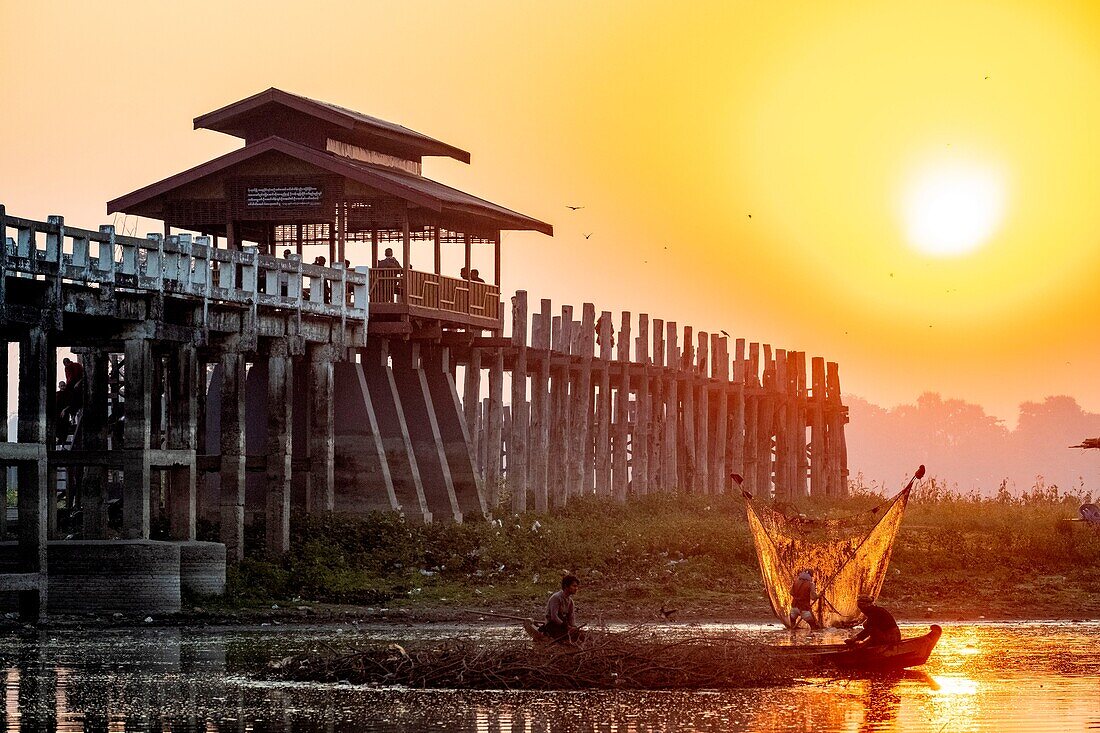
122, 338, 152, 539
390, 341, 462, 522
17, 328, 49, 619
422, 345, 486, 520
219, 352, 246, 561
307, 344, 335, 514
265, 342, 292, 556
359, 340, 430, 522
167, 347, 197, 541
80, 349, 110, 538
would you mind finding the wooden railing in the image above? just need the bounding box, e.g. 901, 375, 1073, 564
0, 209, 369, 327
370, 268, 500, 321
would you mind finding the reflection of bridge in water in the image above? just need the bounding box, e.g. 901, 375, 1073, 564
0, 88, 849, 619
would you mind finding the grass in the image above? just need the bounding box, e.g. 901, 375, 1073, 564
221, 481, 1100, 621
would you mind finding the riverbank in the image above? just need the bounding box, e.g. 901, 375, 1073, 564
202, 486, 1100, 626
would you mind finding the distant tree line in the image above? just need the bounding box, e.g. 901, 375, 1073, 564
845, 393, 1100, 495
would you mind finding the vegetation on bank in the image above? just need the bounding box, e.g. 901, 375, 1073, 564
223, 480, 1100, 620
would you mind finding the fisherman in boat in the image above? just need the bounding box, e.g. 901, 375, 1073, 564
537, 574, 583, 644
845, 594, 902, 647
789, 568, 821, 630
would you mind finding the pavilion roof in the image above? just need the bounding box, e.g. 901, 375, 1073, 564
193, 88, 471, 163
106, 135, 553, 236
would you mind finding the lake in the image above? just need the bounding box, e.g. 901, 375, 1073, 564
1, 620, 1098, 731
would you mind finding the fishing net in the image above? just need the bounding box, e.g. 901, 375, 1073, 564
743, 486, 911, 628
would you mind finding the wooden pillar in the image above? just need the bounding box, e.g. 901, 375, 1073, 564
478, 397, 489, 478
219, 352, 246, 561
463, 348, 482, 463
649, 318, 664, 491
695, 332, 709, 494
370, 228, 378, 267
122, 338, 152, 540
508, 291, 529, 513
794, 352, 810, 499
757, 347, 776, 498
433, 224, 441, 274
679, 325, 695, 493
595, 311, 613, 496
493, 231, 501, 287
0, 345, 7, 541
530, 299, 552, 512
568, 304, 595, 497
612, 311, 631, 502
827, 362, 849, 497
265, 342, 293, 556
548, 308, 571, 508
810, 356, 827, 497
486, 349, 504, 507
308, 345, 335, 514
401, 210, 411, 305
166, 346, 197, 541
743, 342, 760, 496
712, 335, 729, 494
634, 314, 650, 496
730, 339, 747, 490
464, 233, 472, 280
17, 328, 48, 620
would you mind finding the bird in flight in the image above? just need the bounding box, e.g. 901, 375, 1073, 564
747, 214, 752, 219
566, 205, 584, 211
583, 233, 593, 239
720, 330, 730, 338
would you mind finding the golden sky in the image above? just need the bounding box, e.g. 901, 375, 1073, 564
3, 0, 1100, 422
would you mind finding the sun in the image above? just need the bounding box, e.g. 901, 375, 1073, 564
902, 162, 1007, 256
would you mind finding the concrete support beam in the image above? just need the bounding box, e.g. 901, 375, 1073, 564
17, 328, 49, 619
122, 338, 152, 539
333, 360, 398, 516
166, 347, 197, 541
265, 342, 292, 556
359, 341, 430, 523
218, 352, 246, 561
390, 341, 462, 522
80, 349, 110, 538
307, 344, 335, 514
422, 345, 486, 520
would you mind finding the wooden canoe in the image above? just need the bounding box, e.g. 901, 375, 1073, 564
777, 624, 942, 672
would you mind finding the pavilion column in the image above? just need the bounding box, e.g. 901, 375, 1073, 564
402, 210, 411, 306
219, 352, 247, 561
494, 232, 501, 287
122, 338, 152, 539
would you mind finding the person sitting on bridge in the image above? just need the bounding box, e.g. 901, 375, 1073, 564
377, 248, 402, 269
845, 594, 901, 647
470, 268, 485, 283
536, 574, 583, 644
789, 568, 820, 629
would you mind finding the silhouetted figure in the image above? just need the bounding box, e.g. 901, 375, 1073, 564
63, 357, 84, 407
846, 595, 901, 647
460, 266, 470, 280
470, 268, 485, 283
789, 568, 820, 629
377, 247, 401, 269
55, 380, 73, 445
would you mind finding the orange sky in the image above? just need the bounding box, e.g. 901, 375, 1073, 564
3, 0, 1100, 423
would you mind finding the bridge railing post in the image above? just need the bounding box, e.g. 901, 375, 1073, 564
96, 226, 115, 275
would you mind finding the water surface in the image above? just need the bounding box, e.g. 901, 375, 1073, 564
1, 621, 1098, 731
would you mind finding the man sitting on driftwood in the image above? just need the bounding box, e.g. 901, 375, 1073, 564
532, 574, 583, 644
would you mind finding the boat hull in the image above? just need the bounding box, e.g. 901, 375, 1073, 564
780, 625, 942, 672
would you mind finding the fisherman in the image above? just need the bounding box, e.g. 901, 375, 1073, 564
536, 574, 583, 644
845, 594, 902, 647
789, 568, 820, 629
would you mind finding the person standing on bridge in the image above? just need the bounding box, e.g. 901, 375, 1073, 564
377, 248, 401, 269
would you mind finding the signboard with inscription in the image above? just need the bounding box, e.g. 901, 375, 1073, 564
246, 185, 324, 208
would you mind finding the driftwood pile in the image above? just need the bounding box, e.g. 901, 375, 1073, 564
268, 629, 788, 690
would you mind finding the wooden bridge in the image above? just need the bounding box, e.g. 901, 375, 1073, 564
0, 89, 848, 619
